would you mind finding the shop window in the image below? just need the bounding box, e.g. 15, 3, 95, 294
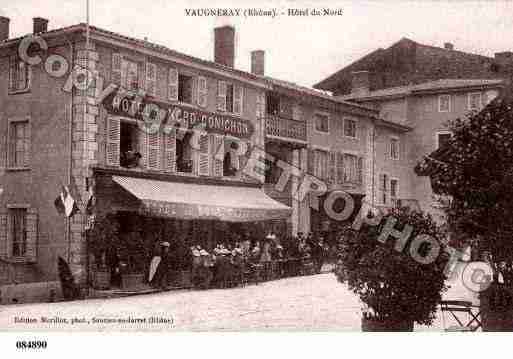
9, 55, 31, 93
178, 74, 194, 104
314, 113, 329, 133
119, 122, 142, 168
176, 132, 194, 173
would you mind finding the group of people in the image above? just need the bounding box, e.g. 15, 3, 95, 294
149, 231, 330, 290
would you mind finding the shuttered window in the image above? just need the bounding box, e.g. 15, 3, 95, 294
9, 55, 30, 93
168, 67, 179, 101
292, 105, 303, 122
217, 81, 227, 111
146, 62, 157, 97
336, 153, 345, 184
0, 207, 37, 262
106, 117, 121, 166
146, 131, 161, 170
112, 53, 122, 85
256, 92, 266, 118
197, 76, 208, 107
8, 119, 30, 168
379, 174, 388, 205
233, 85, 243, 115
328, 152, 336, 183
313, 150, 328, 180
212, 134, 224, 177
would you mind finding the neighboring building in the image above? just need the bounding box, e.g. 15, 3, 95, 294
317, 43, 505, 220
314, 37, 512, 96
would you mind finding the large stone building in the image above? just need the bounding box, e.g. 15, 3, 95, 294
315, 39, 508, 220
0, 18, 408, 302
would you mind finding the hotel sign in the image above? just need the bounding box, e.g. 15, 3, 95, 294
103, 89, 254, 139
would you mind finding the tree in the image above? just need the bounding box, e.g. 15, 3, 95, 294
415, 90, 513, 285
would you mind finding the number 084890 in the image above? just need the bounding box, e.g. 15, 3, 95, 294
16, 340, 47, 350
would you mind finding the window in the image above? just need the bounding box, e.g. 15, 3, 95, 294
8, 120, 30, 169
10, 208, 27, 258
344, 118, 357, 138
176, 131, 194, 173
314, 113, 329, 133
121, 59, 139, 91
390, 178, 399, 205
313, 150, 329, 180
119, 121, 143, 169
266, 93, 280, 116
390, 138, 399, 160
379, 174, 388, 205
217, 81, 243, 115
9, 55, 30, 93
438, 95, 451, 112
178, 74, 194, 104
436, 131, 452, 149
343, 154, 359, 183
468, 92, 482, 111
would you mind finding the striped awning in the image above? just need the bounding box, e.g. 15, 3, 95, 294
112, 176, 291, 222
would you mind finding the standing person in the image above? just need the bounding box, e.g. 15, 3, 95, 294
150, 241, 171, 289
261, 234, 273, 280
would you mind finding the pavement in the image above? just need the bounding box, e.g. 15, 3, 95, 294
0, 264, 479, 332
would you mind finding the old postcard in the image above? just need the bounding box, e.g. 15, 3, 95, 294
1, 0, 512, 356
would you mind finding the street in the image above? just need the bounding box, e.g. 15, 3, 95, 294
0, 267, 478, 332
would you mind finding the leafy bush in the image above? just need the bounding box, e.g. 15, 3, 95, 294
335, 207, 448, 325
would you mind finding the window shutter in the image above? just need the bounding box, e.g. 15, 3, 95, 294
233, 85, 243, 115
357, 157, 364, 184
9, 55, 16, 92
112, 53, 122, 85
163, 129, 176, 173
25, 209, 38, 262
191, 77, 198, 106
197, 76, 208, 107
24, 122, 31, 167
217, 81, 227, 111
307, 149, 315, 175
293, 105, 303, 122
147, 131, 160, 170
328, 151, 336, 184
168, 68, 178, 101
212, 134, 224, 177
336, 153, 345, 184
0, 213, 7, 259
256, 93, 265, 118
146, 62, 157, 97
198, 134, 210, 176
106, 117, 120, 166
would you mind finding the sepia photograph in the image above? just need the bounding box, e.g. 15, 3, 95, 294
0, 0, 513, 356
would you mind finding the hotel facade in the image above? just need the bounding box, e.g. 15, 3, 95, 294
0, 18, 413, 302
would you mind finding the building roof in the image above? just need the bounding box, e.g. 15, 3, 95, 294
314, 37, 506, 95
339, 78, 504, 102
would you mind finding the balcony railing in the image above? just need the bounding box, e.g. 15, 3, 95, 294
265, 116, 307, 142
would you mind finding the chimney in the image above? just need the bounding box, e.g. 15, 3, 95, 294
0, 16, 9, 42
444, 42, 454, 51
351, 71, 370, 96
251, 50, 265, 76
33, 17, 48, 34
214, 25, 235, 68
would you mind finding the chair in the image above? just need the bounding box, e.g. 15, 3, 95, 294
440, 300, 482, 332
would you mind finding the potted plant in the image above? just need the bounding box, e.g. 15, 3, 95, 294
86, 214, 119, 290
335, 207, 448, 331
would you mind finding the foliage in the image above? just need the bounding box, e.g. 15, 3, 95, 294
335, 207, 448, 325
417, 94, 513, 285
86, 214, 119, 270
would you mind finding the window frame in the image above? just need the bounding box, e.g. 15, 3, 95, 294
8, 55, 32, 95
343, 118, 358, 139
389, 137, 400, 161
379, 173, 389, 205
435, 130, 452, 150
313, 112, 330, 134
6, 117, 31, 171
177, 72, 196, 105
468, 92, 482, 111
390, 177, 399, 200
438, 94, 451, 113
121, 57, 140, 92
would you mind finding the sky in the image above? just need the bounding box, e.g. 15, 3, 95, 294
2, 0, 513, 87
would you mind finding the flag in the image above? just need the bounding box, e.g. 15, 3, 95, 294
54, 185, 79, 218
